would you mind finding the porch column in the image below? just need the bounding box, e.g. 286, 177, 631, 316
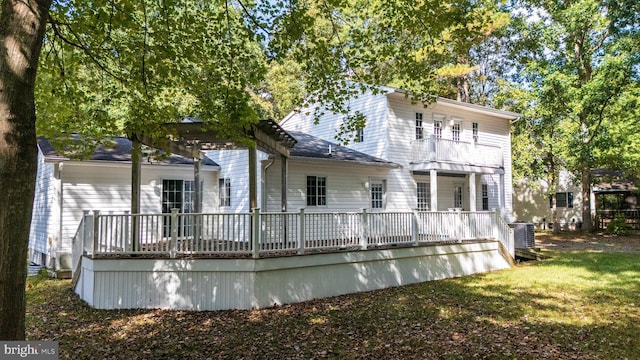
430, 169, 438, 211
469, 173, 476, 212
281, 155, 288, 212
249, 145, 258, 210
194, 157, 201, 213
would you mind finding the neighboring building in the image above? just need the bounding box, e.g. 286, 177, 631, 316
29, 136, 220, 271
513, 169, 583, 230
279, 86, 519, 220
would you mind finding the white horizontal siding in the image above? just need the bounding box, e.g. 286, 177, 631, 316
205, 150, 268, 213
59, 162, 218, 252
264, 159, 391, 212
386, 95, 513, 220
77, 242, 512, 310
281, 91, 390, 158
29, 149, 60, 265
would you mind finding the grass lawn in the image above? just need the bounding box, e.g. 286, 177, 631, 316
26, 247, 640, 359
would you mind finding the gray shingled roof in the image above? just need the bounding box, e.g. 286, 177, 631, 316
38, 135, 218, 167
287, 131, 399, 167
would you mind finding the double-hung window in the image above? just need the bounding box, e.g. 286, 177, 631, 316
550, 192, 573, 208
354, 127, 364, 143
452, 122, 461, 142
370, 181, 385, 209
417, 182, 430, 211
434, 118, 443, 139
306, 176, 327, 206
219, 178, 231, 207
481, 183, 489, 210
472, 122, 479, 142
416, 113, 424, 140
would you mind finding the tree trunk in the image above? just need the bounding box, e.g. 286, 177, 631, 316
581, 165, 593, 232
552, 195, 560, 234
0, 0, 52, 340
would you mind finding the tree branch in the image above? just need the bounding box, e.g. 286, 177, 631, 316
236, 0, 270, 36
48, 17, 125, 82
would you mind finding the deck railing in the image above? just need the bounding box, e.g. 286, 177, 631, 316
596, 209, 640, 230
75, 209, 514, 264
411, 135, 503, 167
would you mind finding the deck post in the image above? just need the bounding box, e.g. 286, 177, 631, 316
360, 209, 368, 250
92, 210, 100, 255
458, 210, 464, 243
298, 208, 305, 255
412, 210, 419, 246
171, 208, 179, 258
252, 208, 261, 258
493, 209, 499, 240
80, 210, 89, 254
124, 211, 130, 252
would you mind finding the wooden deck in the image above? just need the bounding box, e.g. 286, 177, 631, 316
71, 209, 515, 311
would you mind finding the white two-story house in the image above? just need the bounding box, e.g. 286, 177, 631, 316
279, 86, 519, 220
207, 86, 519, 221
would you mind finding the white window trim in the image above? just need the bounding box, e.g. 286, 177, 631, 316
416, 113, 424, 140
416, 181, 430, 211
369, 178, 386, 210
433, 114, 446, 139
451, 118, 463, 142
306, 175, 328, 207
219, 178, 231, 207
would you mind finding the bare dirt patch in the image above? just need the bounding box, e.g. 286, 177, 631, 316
535, 231, 640, 252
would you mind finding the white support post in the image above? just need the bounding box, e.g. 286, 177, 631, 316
171, 208, 179, 258
499, 174, 505, 217
493, 209, 500, 240
458, 210, 464, 243
430, 169, 438, 211
412, 210, 419, 246
468, 173, 476, 212
124, 210, 130, 252
80, 210, 89, 255
252, 208, 261, 259
92, 210, 100, 255
298, 208, 305, 255
361, 209, 368, 250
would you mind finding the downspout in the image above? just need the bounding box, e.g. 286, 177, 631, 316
262, 157, 275, 210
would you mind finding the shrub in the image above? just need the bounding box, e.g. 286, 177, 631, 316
606, 215, 629, 236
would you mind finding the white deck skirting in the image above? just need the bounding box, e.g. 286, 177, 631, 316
75, 241, 511, 310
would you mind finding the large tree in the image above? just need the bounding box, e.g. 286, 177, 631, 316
505, 0, 640, 231
0, 0, 52, 340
